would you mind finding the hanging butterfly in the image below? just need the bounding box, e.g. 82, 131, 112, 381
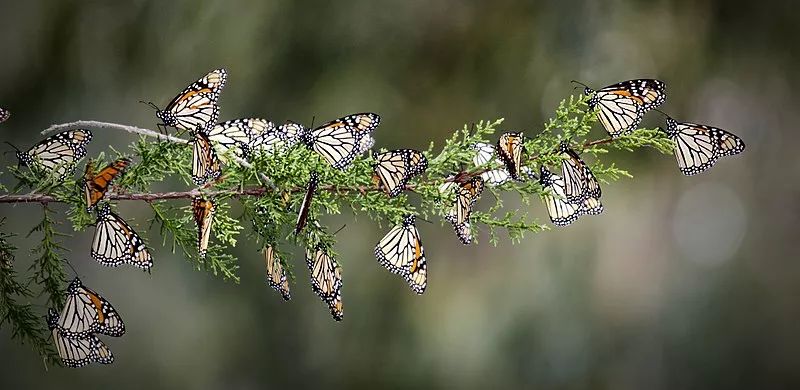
83, 158, 132, 212
660, 115, 745, 175
374, 215, 427, 294
264, 246, 291, 301
249, 121, 302, 156
372, 149, 428, 197
299, 113, 380, 170
578, 79, 666, 137
294, 172, 320, 235
496, 132, 525, 180
538, 166, 602, 226
445, 176, 485, 245
192, 130, 222, 185
153, 69, 227, 133
192, 197, 215, 258
91, 204, 153, 271
56, 277, 125, 339
207, 118, 271, 159
306, 245, 344, 321
13, 130, 92, 182
557, 142, 601, 203
47, 309, 114, 368
0, 107, 9, 123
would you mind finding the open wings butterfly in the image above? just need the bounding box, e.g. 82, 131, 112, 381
661, 116, 745, 175
372, 149, 428, 197
299, 113, 380, 170
15, 130, 92, 182
91, 204, 153, 271
155, 69, 227, 132
581, 79, 666, 137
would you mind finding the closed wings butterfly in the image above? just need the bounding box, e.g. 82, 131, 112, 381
557, 142, 601, 203
445, 176, 485, 245
306, 246, 344, 321
374, 215, 427, 294
155, 69, 227, 132
294, 172, 319, 235
15, 130, 92, 182
91, 204, 153, 271
264, 246, 291, 301
192, 130, 222, 185
207, 118, 268, 159
373, 149, 428, 197
56, 278, 125, 339
192, 197, 215, 258
250, 121, 302, 155
472, 143, 511, 186
581, 79, 666, 137
48, 309, 114, 368
661, 116, 745, 175
539, 165, 602, 226
496, 132, 525, 180
83, 158, 131, 212
300, 113, 380, 170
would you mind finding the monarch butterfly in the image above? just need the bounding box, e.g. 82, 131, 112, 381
558, 142, 601, 203
306, 246, 344, 321
374, 215, 427, 294
0, 107, 9, 123
48, 309, 114, 368
294, 172, 319, 235
192, 130, 222, 185
83, 158, 132, 212
472, 143, 512, 186
14, 130, 92, 182
299, 113, 380, 170
372, 149, 428, 197
264, 246, 291, 301
154, 69, 227, 132
91, 204, 153, 271
249, 121, 302, 156
56, 277, 125, 339
539, 166, 602, 226
496, 132, 525, 180
580, 79, 666, 137
445, 176, 485, 244
192, 197, 215, 258
207, 118, 271, 159
661, 116, 745, 175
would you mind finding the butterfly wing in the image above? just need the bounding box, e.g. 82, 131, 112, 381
597, 79, 666, 110
208, 118, 262, 158
156, 69, 227, 132
306, 247, 344, 321
91, 205, 153, 270
19, 130, 92, 182
496, 132, 524, 180
192, 197, 215, 258
445, 176, 485, 244
0, 107, 9, 123
48, 309, 114, 368
83, 158, 131, 212
539, 166, 583, 226
373, 149, 428, 197
58, 278, 125, 338
264, 246, 291, 301
303, 113, 380, 170
192, 131, 222, 185
294, 172, 319, 235
472, 143, 512, 186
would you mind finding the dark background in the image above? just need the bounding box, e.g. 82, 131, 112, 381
1, 1, 797, 388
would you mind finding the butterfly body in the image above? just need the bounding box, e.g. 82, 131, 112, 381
661, 116, 745, 175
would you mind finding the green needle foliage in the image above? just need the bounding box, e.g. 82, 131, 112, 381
0, 93, 675, 363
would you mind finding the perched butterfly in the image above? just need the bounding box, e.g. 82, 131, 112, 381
472, 142, 534, 186
249, 121, 302, 156
539, 166, 602, 226
47, 309, 114, 368
580, 79, 666, 137
294, 172, 319, 235
192, 197, 215, 258
56, 277, 125, 339
557, 142, 601, 203
154, 69, 227, 132
496, 132, 525, 180
207, 118, 270, 159
192, 130, 222, 185
660, 116, 745, 175
445, 176, 485, 244
14, 130, 92, 182
0, 107, 9, 123
372, 149, 428, 197
306, 246, 344, 321
299, 113, 380, 170
83, 158, 131, 212
91, 204, 153, 271
264, 246, 291, 301
374, 215, 427, 294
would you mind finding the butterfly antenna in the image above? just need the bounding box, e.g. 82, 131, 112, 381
139, 100, 160, 111
63, 259, 81, 279
652, 108, 670, 119
309, 116, 316, 129
416, 216, 434, 225
332, 224, 347, 236
570, 80, 590, 90
4, 141, 20, 153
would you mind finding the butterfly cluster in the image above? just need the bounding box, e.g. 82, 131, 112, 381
3, 72, 747, 367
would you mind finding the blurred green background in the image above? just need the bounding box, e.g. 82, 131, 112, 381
1, 0, 797, 388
